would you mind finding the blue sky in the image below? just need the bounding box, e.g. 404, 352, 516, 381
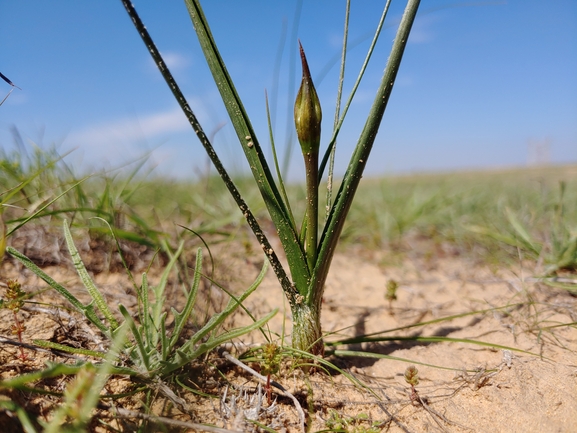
1, 1, 576, 180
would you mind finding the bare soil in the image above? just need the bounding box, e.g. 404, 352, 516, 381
0, 233, 576, 433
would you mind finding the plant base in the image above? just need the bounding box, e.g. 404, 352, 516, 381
292, 304, 324, 357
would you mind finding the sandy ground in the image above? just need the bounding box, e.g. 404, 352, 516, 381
233, 249, 577, 432
0, 237, 576, 432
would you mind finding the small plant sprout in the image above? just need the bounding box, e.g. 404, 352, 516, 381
7, 219, 275, 383
1, 279, 28, 360
260, 343, 282, 405
325, 409, 382, 433
404, 365, 420, 404
385, 279, 398, 313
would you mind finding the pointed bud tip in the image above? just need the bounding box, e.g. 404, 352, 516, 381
298, 41, 312, 81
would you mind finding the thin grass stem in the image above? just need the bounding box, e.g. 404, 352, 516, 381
319, 0, 393, 180
325, 0, 350, 220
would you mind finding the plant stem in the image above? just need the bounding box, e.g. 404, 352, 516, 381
294, 0, 421, 356
304, 151, 318, 271
12, 311, 27, 360
294, 42, 322, 272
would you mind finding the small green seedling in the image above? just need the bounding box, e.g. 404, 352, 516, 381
7, 219, 275, 380
385, 279, 398, 313
1, 279, 27, 360
325, 409, 382, 433
260, 343, 282, 405
404, 365, 420, 404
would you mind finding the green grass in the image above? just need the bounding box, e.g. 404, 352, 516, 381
3, 144, 576, 274
1, 0, 575, 427
1, 147, 576, 430
346, 165, 577, 274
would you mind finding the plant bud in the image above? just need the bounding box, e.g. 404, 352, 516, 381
404, 365, 419, 386
294, 42, 322, 155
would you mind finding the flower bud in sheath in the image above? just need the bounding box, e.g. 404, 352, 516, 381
294, 42, 322, 155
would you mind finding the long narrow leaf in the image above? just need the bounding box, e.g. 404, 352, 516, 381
63, 220, 119, 331
319, 0, 393, 181
265, 91, 295, 227
0, 363, 88, 389
184, 1, 292, 227
331, 350, 472, 372
326, 303, 525, 345
313, 0, 421, 306
6, 246, 108, 333
197, 260, 268, 343
119, 304, 152, 373
119, 0, 301, 306
180, 258, 270, 355
164, 308, 277, 375
32, 340, 106, 359
152, 239, 185, 326
334, 336, 543, 358
140, 272, 152, 346
169, 247, 203, 350
183, 0, 311, 294
325, 0, 351, 217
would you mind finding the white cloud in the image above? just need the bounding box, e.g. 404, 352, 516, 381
148, 51, 191, 73
68, 107, 189, 148
162, 51, 191, 70
65, 107, 194, 172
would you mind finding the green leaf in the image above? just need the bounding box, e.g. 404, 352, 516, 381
162, 308, 277, 374
6, 246, 108, 333
119, 304, 152, 373
185, 258, 270, 349
0, 363, 88, 389
63, 220, 119, 331
169, 247, 202, 351
32, 340, 107, 359
313, 0, 422, 306
120, 0, 301, 306
183, 0, 310, 294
